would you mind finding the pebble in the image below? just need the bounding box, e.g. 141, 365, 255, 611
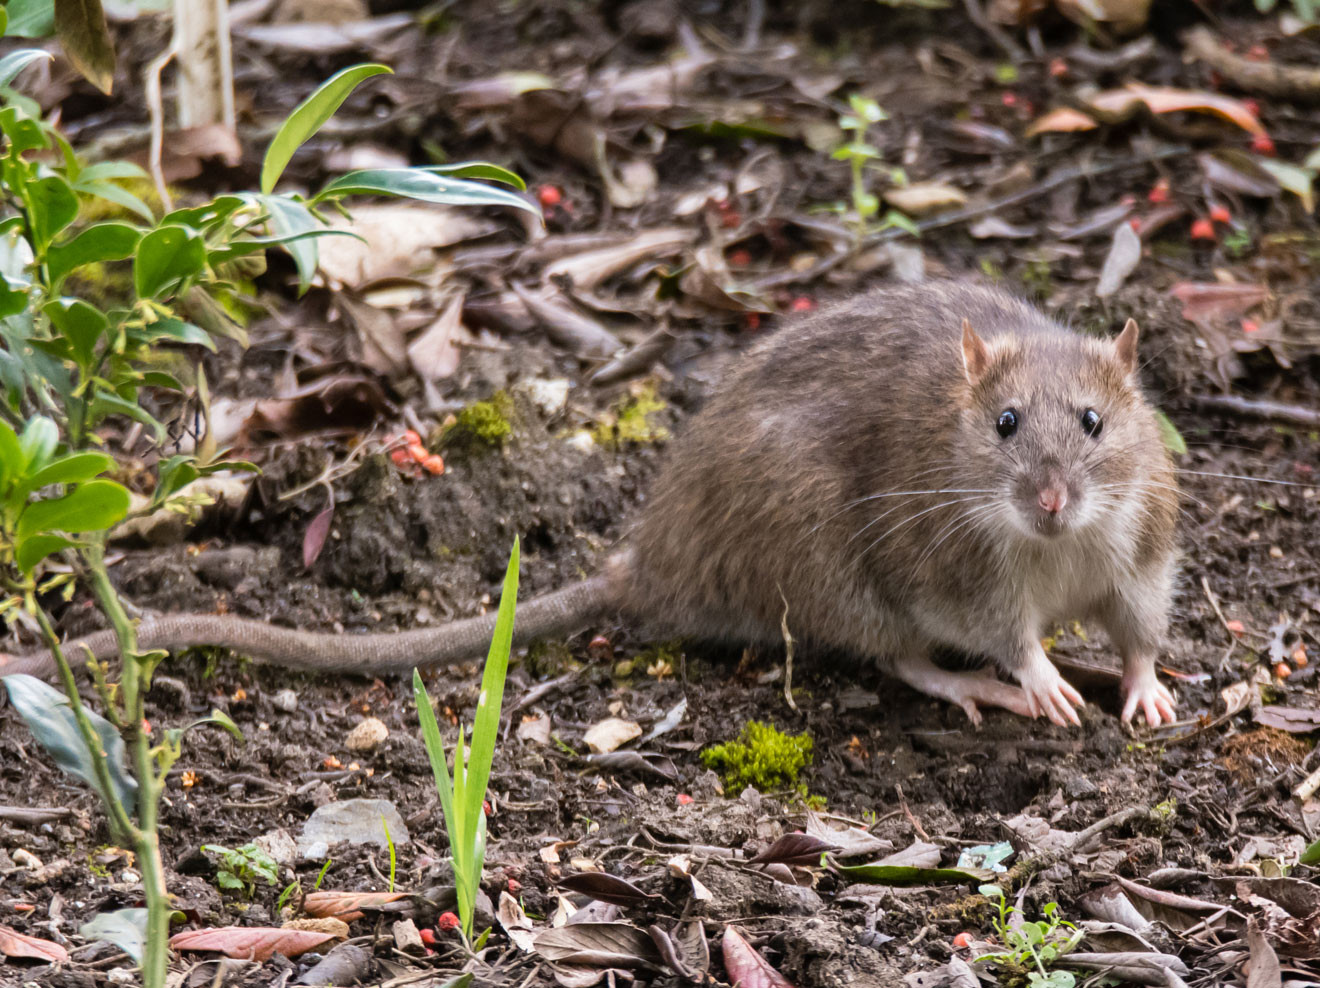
272, 689, 299, 713
345, 717, 389, 752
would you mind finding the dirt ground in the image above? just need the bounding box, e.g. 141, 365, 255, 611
2, 1, 1320, 986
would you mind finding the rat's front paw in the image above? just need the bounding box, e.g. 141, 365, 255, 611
1016, 656, 1083, 727
1121, 665, 1176, 727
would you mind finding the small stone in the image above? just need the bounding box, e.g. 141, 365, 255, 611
345, 717, 389, 752
254, 829, 298, 868
107, 968, 138, 985
12, 848, 41, 869
522, 378, 570, 417
1065, 776, 1098, 800
392, 918, 425, 954
272, 689, 299, 713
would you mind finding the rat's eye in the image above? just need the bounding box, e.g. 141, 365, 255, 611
996, 408, 1018, 439
1081, 408, 1103, 438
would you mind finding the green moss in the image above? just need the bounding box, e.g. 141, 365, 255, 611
1019, 258, 1053, 300
701, 721, 813, 795
442, 392, 515, 453
593, 382, 668, 448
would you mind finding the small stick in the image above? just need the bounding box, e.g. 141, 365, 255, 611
1190, 393, 1320, 430
894, 783, 931, 842
1295, 764, 1320, 803
779, 587, 796, 712
962, 0, 1027, 62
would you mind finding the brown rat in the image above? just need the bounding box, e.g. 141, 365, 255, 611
1, 282, 1179, 727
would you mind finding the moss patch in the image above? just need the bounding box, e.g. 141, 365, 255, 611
593, 382, 668, 448
701, 721, 813, 795
442, 391, 515, 454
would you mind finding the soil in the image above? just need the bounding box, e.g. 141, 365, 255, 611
2, 2, 1320, 987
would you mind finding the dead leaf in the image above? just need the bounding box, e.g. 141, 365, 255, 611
1107, 83, 1266, 135
302, 505, 334, 570
1026, 107, 1101, 136
510, 283, 623, 359
582, 717, 642, 754
1255, 706, 1320, 733
649, 921, 709, 981
1199, 151, 1281, 199
544, 227, 695, 290
498, 891, 536, 952
1056, 0, 1151, 34
303, 890, 410, 923
559, 872, 663, 907
1171, 282, 1269, 325
318, 203, 495, 288
870, 840, 941, 869
601, 158, 658, 210
1096, 221, 1142, 298
233, 373, 394, 445
721, 925, 796, 988
125, 124, 242, 183
533, 922, 663, 969
517, 713, 552, 745
0, 925, 70, 963
407, 293, 469, 386
169, 926, 335, 961
231, 14, 413, 55
805, 813, 892, 859
883, 182, 968, 216
747, 833, 839, 868
1247, 918, 1283, 988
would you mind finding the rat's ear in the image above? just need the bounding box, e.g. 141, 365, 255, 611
961, 318, 992, 385
1115, 318, 1140, 374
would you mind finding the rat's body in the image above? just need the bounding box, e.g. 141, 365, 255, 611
0, 283, 1179, 726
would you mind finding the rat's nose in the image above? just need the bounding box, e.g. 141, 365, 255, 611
1037, 486, 1068, 515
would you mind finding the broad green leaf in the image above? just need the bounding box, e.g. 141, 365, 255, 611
1303, 838, 1320, 865
425, 161, 526, 190
1, 674, 138, 805
19, 414, 57, 472
314, 168, 539, 217
15, 531, 76, 572
17, 478, 130, 539
139, 316, 215, 350
0, 48, 51, 88
27, 174, 79, 253
0, 105, 48, 152
0, 273, 29, 317
72, 178, 154, 223
1154, 409, 1186, 456
0, 420, 21, 489
260, 194, 320, 293
43, 297, 108, 367
87, 390, 164, 440
133, 225, 205, 298
79, 909, 147, 964
195, 708, 242, 741
3, 0, 54, 37
261, 63, 392, 195
0, 8, 7, 33
140, 370, 183, 390
53, 0, 115, 94
46, 222, 141, 286
207, 227, 355, 267
75, 161, 148, 183
1257, 157, 1316, 213
161, 194, 245, 230
24, 450, 113, 489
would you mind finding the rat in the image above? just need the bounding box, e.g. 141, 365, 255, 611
0, 282, 1179, 727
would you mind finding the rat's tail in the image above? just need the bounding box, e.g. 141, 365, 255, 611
0, 571, 619, 682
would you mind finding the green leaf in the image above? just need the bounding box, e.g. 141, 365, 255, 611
1154, 409, 1186, 456
1302, 837, 1320, 865
19, 414, 57, 472
76, 161, 148, 183
134, 225, 206, 298
0, 274, 29, 317
4, 0, 54, 37
139, 316, 215, 350
259, 194, 320, 293
27, 174, 79, 253
425, 161, 526, 190
15, 532, 76, 572
53, 0, 115, 94
0, 105, 48, 152
207, 227, 355, 267
161, 194, 245, 230
0, 420, 22, 489
0, 48, 52, 88
414, 668, 459, 870
1, 673, 138, 806
43, 297, 108, 367
17, 478, 130, 539
152, 454, 197, 503
79, 909, 147, 965
260, 63, 392, 195
87, 390, 165, 440
1257, 157, 1315, 213
24, 450, 113, 490
194, 708, 242, 742
46, 222, 141, 286
140, 370, 183, 390
73, 178, 154, 223
314, 168, 539, 217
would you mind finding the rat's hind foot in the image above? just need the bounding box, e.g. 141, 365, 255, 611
1120, 662, 1176, 727
890, 655, 1035, 726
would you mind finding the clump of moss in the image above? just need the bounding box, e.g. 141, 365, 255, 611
442, 392, 515, 453
593, 382, 668, 448
701, 721, 812, 795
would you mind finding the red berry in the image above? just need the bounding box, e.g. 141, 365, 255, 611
390, 448, 412, 467
1246, 43, 1269, 62
1251, 134, 1276, 156
537, 185, 563, 207
743, 312, 762, 332
1189, 218, 1217, 241
419, 928, 437, 945
1241, 319, 1260, 334
1243, 99, 1261, 118
483, 800, 492, 816
403, 429, 421, 445
1147, 179, 1170, 204
1209, 205, 1231, 224
421, 454, 445, 476
1129, 218, 1143, 233
1048, 57, 1067, 78
436, 912, 460, 931
676, 793, 693, 805
790, 296, 815, 312
728, 249, 752, 268
952, 932, 973, 949
1001, 91, 1017, 107
508, 878, 522, 893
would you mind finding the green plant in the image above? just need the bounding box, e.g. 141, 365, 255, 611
976, 885, 1084, 988
0, 55, 533, 988
701, 720, 813, 795
830, 94, 917, 243
203, 842, 280, 899
416, 538, 519, 940
1256, 0, 1317, 20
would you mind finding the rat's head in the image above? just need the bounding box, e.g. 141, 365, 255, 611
956, 316, 1158, 541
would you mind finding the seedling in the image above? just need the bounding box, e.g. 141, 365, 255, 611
977, 885, 1083, 988
830, 93, 918, 243
416, 538, 519, 939
202, 843, 279, 899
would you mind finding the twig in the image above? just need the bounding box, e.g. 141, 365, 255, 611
1185, 26, 1320, 103
0, 806, 72, 825
1190, 393, 1320, 430
1200, 576, 1239, 647
1072, 806, 1147, 852
962, 0, 1026, 62
1295, 763, 1320, 803
779, 587, 796, 712
143, 42, 179, 213
894, 783, 930, 842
